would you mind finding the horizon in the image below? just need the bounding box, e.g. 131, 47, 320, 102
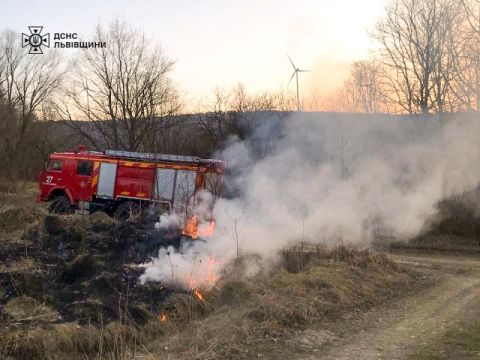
1, 0, 387, 104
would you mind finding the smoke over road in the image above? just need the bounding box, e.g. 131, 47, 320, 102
141, 113, 480, 288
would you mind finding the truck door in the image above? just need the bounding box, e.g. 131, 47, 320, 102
41, 158, 65, 196
74, 160, 94, 201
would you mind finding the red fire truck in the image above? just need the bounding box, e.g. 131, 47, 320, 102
37, 146, 224, 238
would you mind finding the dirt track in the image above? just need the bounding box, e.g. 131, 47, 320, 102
292, 252, 480, 360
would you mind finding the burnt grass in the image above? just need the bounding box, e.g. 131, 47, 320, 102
0, 213, 181, 326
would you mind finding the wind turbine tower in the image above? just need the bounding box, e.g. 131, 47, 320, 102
287, 55, 310, 112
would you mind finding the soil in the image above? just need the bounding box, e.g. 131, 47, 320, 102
284, 252, 480, 360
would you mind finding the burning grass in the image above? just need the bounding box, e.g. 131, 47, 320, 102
143, 246, 423, 359
0, 241, 424, 359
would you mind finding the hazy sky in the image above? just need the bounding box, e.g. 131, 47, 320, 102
2, 0, 387, 102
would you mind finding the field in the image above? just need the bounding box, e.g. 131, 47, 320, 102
0, 184, 438, 360
3, 0, 480, 358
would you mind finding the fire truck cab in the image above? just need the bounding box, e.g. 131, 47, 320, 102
37, 146, 224, 237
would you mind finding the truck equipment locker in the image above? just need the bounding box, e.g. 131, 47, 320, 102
97, 162, 117, 199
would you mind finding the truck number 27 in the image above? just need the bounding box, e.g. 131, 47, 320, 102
46, 176, 53, 183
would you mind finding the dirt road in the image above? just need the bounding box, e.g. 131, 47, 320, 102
292, 252, 480, 360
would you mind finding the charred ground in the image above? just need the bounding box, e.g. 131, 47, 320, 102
0, 205, 187, 322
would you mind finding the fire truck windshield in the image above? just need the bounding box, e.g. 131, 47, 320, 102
48, 159, 63, 171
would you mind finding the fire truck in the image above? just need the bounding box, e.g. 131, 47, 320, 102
37, 146, 224, 238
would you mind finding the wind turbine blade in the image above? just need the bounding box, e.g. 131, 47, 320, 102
287, 54, 296, 70
298, 69, 311, 72
288, 70, 296, 85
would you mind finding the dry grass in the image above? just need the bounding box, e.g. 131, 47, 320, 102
0, 186, 423, 359
0, 321, 150, 360
390, 190, 480, 254
142, 246, 418, 359
3, 296, 59, 322
0, 245, 421, 360
420, 190, 480, 240
0, 180, 38, 207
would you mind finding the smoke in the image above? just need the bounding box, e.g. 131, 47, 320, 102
141, 113, 480, 288
154, 212, 182, 230
140, 243, 224, 290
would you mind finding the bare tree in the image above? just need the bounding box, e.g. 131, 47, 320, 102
32, 101, 73, 166
463, 0, 480, 36
0, 29, 61, 182
196, 84, 286, 152
196, 87, 231, 148
335, 60, 388, 113
452, 0, 480, 110
373, 0, 462, 114
60, 20, 181, 152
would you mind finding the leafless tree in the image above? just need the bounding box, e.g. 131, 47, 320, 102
373, 0, 462, 114
463, 0, 480, 36
0, 29, 61, 181
60, 20, 181, 152
32, 101, 73, 166
452, 0, 480, 110
335, 60, 388, 113
196, 84, 286, 151
195, 87, 231, 148
230, 83, 279, 112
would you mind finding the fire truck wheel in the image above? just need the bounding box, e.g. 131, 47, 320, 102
49, 194, 74, 214
114, 201, 141, 221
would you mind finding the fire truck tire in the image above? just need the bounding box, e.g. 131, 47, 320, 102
49, 194, 74, 214
114, 201, 141, 221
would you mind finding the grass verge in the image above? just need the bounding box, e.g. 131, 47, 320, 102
409, 310, 480, 359
143, 246, 427, 360
0, 246, 428, 359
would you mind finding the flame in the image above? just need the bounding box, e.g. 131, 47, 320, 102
188, 256, 224, 302
181, 216, 216, 239
199, 220, 216, 238
193, 288, 205, 301
159, 312, 168, 322
184, 254, 223, 291
182, 216, 199, 239
206, 255, 219, 284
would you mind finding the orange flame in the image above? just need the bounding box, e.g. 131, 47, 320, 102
181, 216, 216, 239
193, 288, 205, 301
182, 216, 199, 239
185, 254, 224, 291
206, 255, 219, 284
159, 312, 168, 322
199, 220, 216, 238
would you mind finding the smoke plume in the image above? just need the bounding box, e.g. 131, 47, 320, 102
140, 113, 480, 288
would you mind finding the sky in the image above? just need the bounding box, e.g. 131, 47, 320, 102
1, 0, 387, 102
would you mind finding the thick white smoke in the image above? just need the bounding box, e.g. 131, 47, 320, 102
141, 113, 480, 288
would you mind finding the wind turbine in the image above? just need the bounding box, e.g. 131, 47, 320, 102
287, 55, 310, 112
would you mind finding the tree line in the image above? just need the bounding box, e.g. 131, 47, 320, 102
0, 0, 479, 187
329, 0, 480, 114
